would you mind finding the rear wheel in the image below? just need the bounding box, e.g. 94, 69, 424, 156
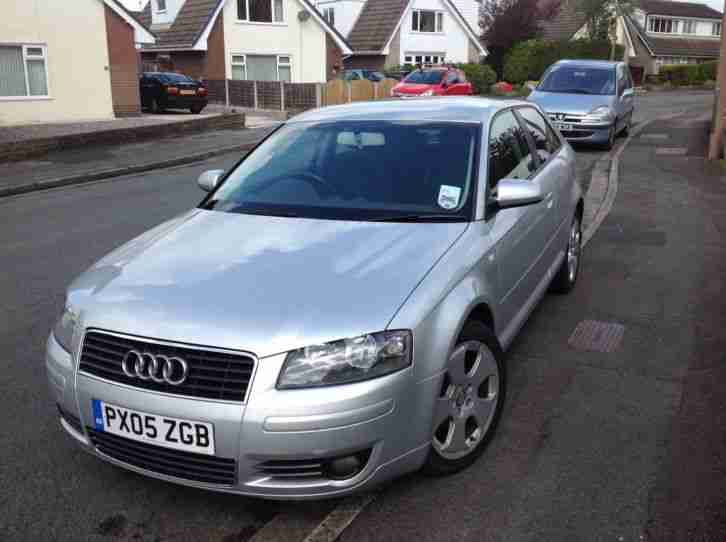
150, 98, 164, 114
550, 213, 582, 294
423, 320, 505, 476
190, 105, 204, 114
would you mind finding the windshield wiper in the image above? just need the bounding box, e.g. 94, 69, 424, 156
368, 213, 465, 223
557, 88, 593, 94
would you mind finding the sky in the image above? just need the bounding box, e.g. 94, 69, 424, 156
116, 0, 725, 14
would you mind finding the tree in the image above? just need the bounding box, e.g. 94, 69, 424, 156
480, 0, 561, 79
577, 0, 639, 59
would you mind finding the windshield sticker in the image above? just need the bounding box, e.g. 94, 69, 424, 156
438, 185, 461, 210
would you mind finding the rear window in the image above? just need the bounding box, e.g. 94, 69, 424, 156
404, 71, 445, 84
159, 73, 196, 84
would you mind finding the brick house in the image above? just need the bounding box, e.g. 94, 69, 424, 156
540, 0, 722, 83
136, 0, 352, 87
0, 0, 155, 125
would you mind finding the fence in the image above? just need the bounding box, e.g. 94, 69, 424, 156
205, 78, 400, 112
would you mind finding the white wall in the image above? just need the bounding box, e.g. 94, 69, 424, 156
0, 0, 114, 125
150, 0, 185, 25
314, 0, 364, 37
449, 0, 479, 36
399, 0, 471, 64
223, 0, 328, 82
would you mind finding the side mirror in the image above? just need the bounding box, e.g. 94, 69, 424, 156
197, 169, 225, 192
622, 88, 634, 98
525, 82, 537, 91
493, 178, 544, 210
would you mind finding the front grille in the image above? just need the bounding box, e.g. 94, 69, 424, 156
561, 130, 594, 138
257, 458, 325, 479
88, 427, 237, 485
58, 404, 83, 434
78, 330, 255, 402
548, 112, 585, 124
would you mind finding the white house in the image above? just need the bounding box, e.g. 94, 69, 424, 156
137, 0, 351, 83
336, 0, 485, 70
0, 0, 154, 125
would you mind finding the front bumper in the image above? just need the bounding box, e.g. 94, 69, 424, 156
46, 332, 432, 499
556, 123, 612, 143
163, 96, 208, 109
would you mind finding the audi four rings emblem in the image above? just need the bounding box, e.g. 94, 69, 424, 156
121, 350, 189, 386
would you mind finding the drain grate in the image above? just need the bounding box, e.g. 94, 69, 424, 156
569, 320, 625, 353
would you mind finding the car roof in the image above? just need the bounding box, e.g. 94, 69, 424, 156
291, 97, 527, 124
553, 59, 620, 69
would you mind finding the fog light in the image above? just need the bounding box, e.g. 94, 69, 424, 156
324, 449, 372, 480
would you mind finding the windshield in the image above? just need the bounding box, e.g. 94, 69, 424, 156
404, 71, 445, 85
537, 65, 615, 95
203, 121, 479, 221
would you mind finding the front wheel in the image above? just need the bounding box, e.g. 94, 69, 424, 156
602, 124, 615, 150
423, 320, 506, 476
550, 213, 582, 294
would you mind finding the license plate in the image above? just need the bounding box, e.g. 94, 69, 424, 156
92, 399, 215, 455
554, 122, 572, 131
180, 90, 196, 96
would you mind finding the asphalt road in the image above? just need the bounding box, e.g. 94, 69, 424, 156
0, 91, 714, 542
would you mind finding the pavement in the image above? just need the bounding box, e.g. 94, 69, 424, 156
1, 91, 725, 541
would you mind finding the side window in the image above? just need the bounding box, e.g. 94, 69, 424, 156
487, 110, 536, 190
446, 72, 458, 85
516, 107, 561, 163
617, 67, 627, 95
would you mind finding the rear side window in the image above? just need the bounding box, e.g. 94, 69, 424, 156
516, 107, 561, 161
487, 110, 535, 189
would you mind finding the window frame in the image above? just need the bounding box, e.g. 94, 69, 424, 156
0, 43, 51, 101
512, 105, 563, 174
323, 6, 335, 26
237, 0, 286, 25
156, 0, 167, 13
713, 21, 721, 36
229, 53, 293, 82
411, 9, 444, 33
649, 16, 675, 34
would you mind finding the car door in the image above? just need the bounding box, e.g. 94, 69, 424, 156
484, 109, 552, 329
615, 65, 634, 131
514, 105, 568, 262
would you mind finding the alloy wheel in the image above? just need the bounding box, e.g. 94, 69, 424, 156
432, 341, 500, 460
567, 217, 581, 283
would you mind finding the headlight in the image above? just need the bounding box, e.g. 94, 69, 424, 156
586, 106, 614, 121
53, 301, 79, 353
277, 330, 412, 389
421, 89, 434, 96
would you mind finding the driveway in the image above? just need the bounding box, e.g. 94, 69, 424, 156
0, 91, 717, 542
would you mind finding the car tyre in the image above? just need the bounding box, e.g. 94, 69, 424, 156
620, 116, 630, 137
150, 99, 165, 114
190, 105, 205, 114
423, 319, 506, 477
550, 213, 582, 294
602, 124, 615, 150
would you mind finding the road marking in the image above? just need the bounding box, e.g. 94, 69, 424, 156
302, 493, 377, 542
655, 147, 688, 155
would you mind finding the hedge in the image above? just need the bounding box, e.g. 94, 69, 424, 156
660, 61, 719, 86
503, 39, 625, 85
453, 63, 497, 95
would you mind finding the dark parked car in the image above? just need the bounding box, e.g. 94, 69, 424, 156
140, 72, 208, 114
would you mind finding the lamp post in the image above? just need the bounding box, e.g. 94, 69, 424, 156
707, 9, 726, 159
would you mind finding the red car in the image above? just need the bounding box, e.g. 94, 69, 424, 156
391, 67, 473, 98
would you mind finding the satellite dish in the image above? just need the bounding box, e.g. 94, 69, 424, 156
298, 10, 311, 22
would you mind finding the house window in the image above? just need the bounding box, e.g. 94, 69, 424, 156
237, 0, 284, 23
406, 53, 445, 65
156, 0, 166, 11
0, 45, 49, 98
682, 20, 696, 34
713, 22, 721, 36
649, 17, 674, 33
323, 7, 335, 26
231, 54, 292, 81
412, 10, 443, 33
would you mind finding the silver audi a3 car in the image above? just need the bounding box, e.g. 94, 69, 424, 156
47, 98, 583, 499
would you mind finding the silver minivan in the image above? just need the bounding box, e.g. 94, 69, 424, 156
48, 98, 583, 499
527, 59, 635, 149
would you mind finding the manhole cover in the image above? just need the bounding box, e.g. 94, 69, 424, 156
569, 320, 625, 353
655, 147, 687, 155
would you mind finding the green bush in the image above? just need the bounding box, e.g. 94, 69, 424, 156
383, 64, 414, 79
454, 63, 497, 95
660, 64, 704, 86
503, 39, 625, 85
699, 60, 718, 82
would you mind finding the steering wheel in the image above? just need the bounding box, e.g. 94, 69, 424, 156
258, 170, 342, 198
